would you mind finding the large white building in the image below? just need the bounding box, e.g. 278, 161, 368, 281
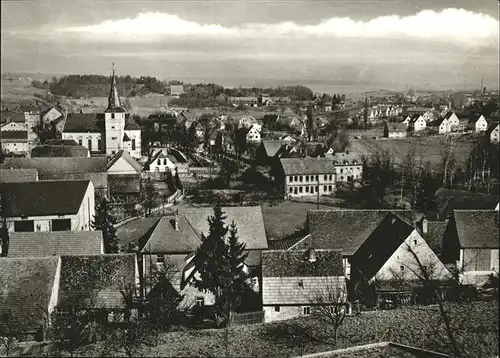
62, 68, 141, 158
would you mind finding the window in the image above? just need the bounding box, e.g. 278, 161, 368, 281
316, 185, 319, 191
299, 176, 303, 182
289, 187, 293, 193
302, 306, 311, 315
340, 168, 343, 173
111, 137, 117, 140
305, 187, 309, 193
98, 139, 102, 151
294, 187, 298, 194
111, 113, 115, 119
298, 280, 304, 288
306, 176, 309, 182
328, 185, 332, 191
112, 150, 116, 154
157, 159, 161, 165
329, 175, 332, 181
400, 265, 405, 272
324, 185, 327, 191
324, 174, 327, 180
163, 159, 167, 165
340, 176, 344, 181
156, 255, 165, 264
315, 175, 318, 181
111, 126, 115, 129
299, 187, 303, 193
88, 139, 92, 151
329, 306, 336, 314
36, 224, 42, 231
196, 296, 204, 307
289, 176, 293, 183
294, 176, 298, 182
132, 139, 136, 150
413, 240, 417, 246
14, 220, 34, 232
78, 139, 83, 146
52, 219, 71, 231
274, 305, 280, 312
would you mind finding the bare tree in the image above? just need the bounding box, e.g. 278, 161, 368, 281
0, 311, 19, 357
310, 277, 349, 349
440, 135, 456, 188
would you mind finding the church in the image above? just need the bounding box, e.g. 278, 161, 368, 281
62, 67, 142, 159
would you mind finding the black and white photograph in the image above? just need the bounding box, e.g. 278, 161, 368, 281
0, 0, 499, 356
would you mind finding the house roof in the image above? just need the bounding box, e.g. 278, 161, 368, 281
308, 210, 420, 256
2, 157, 107, 177
63, 113, 103, 133
1, 131, 28, 141
58, 254, 136, 309
124, 116, 140, 130
470, 114, 486, 123
141, 206, 268, 253
386, 122, 407, 132
41, 106, 63, 117
1, 180, 90, 217
428, 118, 446, 127
485, 122, 499, 136
261, 140, 284, 157
453, 210, 499, 248
443, 111, 456, 120
0, 111, 25, 123
107, 150, 143, 173
0, 257, 60, 333
351, 214, 415, 280
8, 231, 103, 257
280, 157, 336, 175
116, 217, 160, 248
31, 145, 89, 158
46, 139, 79, 146
407, 107, 431, 113
0, 168, 38, 183
262, 249, 343, 277
423, 220, 448, 256
267, 235, 309, 250
108, 174, 141, 195
331, 152, 361, 165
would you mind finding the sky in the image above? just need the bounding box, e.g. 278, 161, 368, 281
1, 0, 499, 90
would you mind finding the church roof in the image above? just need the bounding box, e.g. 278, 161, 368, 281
105, 67, 125, 113
63, 113, 103, 133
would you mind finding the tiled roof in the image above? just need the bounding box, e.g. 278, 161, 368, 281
261, 140, 284, 158
58, 254, 136, 309
407, 107, 431, 113
267, 235, 309, 250
280, 157, 336, 176
141, 206, 268, 253
262, 249, 343, 277
0, 111, 25, 123
8, 231, 103, 257
453, 210, 499, 248
46, 139, 79, 146
1, 180, 90, 217
1, 131, 28, 141
63, 113, 103, 133
331, 152, 361, 165
422, 220, 448, 256
386, 122, 407, 132
108, 174, 141, 195
0, 257, 59, 332
107, 150, 143, 173
0, 168, 38, 183
116, 217, 160, 248
124, 116, 140, 130
443, 111, 456, 120
428, 118, 445, 127
31, 145, 89, 158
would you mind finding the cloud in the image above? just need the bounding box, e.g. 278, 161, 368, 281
52, 8, 498, 46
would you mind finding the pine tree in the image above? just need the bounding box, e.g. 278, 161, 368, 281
227, 221, 248, 309
91, 198, 119, 253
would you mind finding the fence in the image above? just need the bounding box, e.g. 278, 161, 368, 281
231, 310, 264, 325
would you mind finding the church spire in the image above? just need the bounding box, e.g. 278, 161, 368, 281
106, 62, 122, 112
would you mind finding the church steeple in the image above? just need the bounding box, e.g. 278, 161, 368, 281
106, 63, 123, 112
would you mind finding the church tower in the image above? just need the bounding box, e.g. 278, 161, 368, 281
104, 64, 126, 157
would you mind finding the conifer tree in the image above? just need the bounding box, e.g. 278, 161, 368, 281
91, 198, 119, 253
227, 222, 248, 308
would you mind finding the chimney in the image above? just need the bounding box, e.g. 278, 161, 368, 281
422, 217, 428, 234
174, 211, 179, 231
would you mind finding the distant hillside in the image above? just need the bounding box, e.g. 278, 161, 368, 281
32, 75, 167, 98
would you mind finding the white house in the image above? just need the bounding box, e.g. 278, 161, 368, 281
1, 180, 95, 232
331, 152, 363, 182
1, 121, 26, 132
41, 106, 64, 126
487, 123, 499, 144
443, 111, 460, 131
402, 116, 412, 127
107, 150, 143, 175
409, 115, 426, 132
429, 118, 451, 134
246, 124, 261, 143
472, 115, 488, 133
147, 150, 178, 173
1, 131, 31, 155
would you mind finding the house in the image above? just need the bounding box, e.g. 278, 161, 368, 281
280, 134, 296, 144
428, 118, 451, 134
2, 157, 108, 198
138, 206, 268, 308
407, 107, 432, 117
384, 122, 407, 138
276, 158, 337, 198
16, 104, 41, 130
246, 124, 261, 143
0, 179, 95, 232
7, 231, 104, 257
107, 150, 142, 198
1, 131, 31, 155
471, 114, 488, 133
331, 152, 363, 182
62, 68, 142, 158
41, 106, 64, 126
147, 150, 181, 175
0, 254, 138, 340
0, 257, 61, 341
31, 143, 90, 157
442, 210, 499, 286
442, 111, 460, 131
238, 114, 260, 130
170, 85, 184, 96
0, 168, 38, 183
408, 115, 426, 132
261, 249, 347, 322
402, 116, 411, 127
1, 120, 26, 132
0, 110, 27, 130
486, 123, 499, 144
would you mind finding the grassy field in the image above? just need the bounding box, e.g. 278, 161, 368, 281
261, 201, 338, 240
21, 301, 497, 357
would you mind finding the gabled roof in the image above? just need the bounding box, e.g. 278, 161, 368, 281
8, 231, 103, 257
0, 257, 60, 332
423, 220, 448, 256
428, 118, 446, 127
280, 157, 336, 175
485, 122, 499, 136
63, 113, 103, 133
31, 145, 89, 158
443, 111, 457, 120
1, 180, 91, 217
470, 113, 486, 123
0, 111, 25, 123
453, 210, 499, 248
351, 214, 415, 279
2, 157, 107, 177
1, 131, 28, 140
262, 249, 343, 277
261, 140, 284, 157
141, 206, 268, 253
116, 217, 160, 248
308, 210, 420, 256
41, 106, 63, 117
107, 150, 143, 173
58, 254, 136, 309
386, 122, 407, 132
124, 115, 140, 130
331, 152, 361, 165
0, 168, 38, 183
108, 174, 141, 195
